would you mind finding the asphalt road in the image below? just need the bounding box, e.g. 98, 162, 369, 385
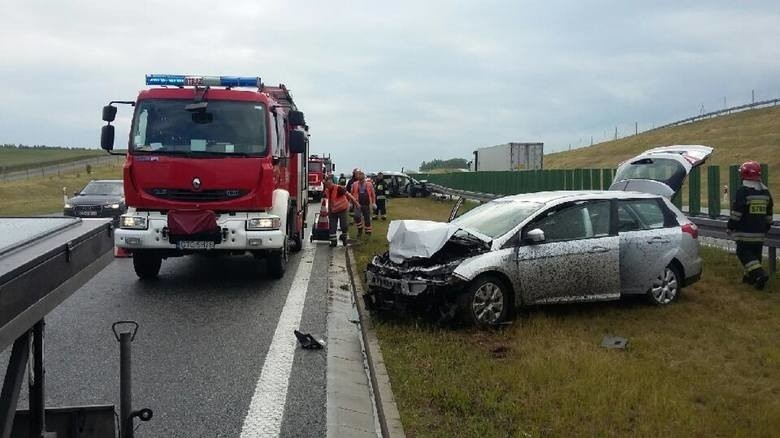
1, 209, 333, 437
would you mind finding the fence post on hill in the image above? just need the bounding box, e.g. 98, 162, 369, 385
708, 166, 721, 218
689, 167, 701, 215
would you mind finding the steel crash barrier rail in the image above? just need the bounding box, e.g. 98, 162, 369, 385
427, 183, 779, 274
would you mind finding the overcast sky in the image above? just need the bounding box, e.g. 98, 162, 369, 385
2, 1, 779, 173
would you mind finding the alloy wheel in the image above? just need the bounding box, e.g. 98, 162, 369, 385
472, 282, 505, 324
650, 267, 678, 304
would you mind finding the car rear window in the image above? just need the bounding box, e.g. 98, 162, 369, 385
618, 199, 675, 231
614, 157, 686, 190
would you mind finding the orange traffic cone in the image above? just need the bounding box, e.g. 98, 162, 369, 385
114, 245, 132, 258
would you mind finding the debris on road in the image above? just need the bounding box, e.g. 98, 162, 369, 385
600, 335, 628, 350
294, 330, 325, 349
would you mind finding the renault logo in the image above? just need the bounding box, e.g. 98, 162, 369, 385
192, 177, 202, 190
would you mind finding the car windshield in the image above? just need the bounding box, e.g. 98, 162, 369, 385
130, 99, 267, 157
614, 157, 686, 190
80, 182, 123, 196
451, 200, 542, 238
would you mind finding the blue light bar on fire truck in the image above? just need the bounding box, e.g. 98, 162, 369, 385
145, 74, 262, 88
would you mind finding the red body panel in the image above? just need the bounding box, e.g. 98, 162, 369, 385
123, 85, 307, 233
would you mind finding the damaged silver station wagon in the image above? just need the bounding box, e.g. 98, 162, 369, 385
365, 145, 712, 326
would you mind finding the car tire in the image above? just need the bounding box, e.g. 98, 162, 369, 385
267, 234, 289, 279
457, 274, 511, 326
133, 253, 162, 280
647, 264, 681, 305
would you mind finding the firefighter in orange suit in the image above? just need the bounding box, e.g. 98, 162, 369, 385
323, 179, 358, 247
351, 170, 376, 236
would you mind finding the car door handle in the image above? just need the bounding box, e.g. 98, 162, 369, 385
589, 246, 609, 253
646, 237, 671, 244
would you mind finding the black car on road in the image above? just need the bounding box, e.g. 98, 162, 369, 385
63, 180, 126, 222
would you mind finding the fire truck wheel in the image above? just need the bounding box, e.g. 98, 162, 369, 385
267, 239, 289, 279
291, 233, 303, 252
133, 253, 161, 280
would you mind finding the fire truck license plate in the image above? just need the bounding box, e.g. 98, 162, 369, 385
177, 241, 215, 250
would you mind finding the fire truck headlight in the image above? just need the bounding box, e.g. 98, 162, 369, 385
247, 217, 281, 231
120, 215, 148, 230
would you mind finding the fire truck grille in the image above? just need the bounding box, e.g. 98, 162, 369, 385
146, 188, 249, 202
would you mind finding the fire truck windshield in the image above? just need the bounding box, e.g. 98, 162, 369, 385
130, 99, 267, 157
308, 162, 323, 172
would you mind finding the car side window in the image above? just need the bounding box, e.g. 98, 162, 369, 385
618, 199, 666, 231
531, 201, 610, 242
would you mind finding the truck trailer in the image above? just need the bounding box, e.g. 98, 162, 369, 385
472, 142, 543, 171
100, 74, 309, 280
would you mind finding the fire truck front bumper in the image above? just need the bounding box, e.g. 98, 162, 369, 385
114, 212, 286, 253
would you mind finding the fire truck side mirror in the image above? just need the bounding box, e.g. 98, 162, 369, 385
289, 111, 306, 127
101, 125, 115, 151
289, 130, 307, 154
102, 105, 117, 122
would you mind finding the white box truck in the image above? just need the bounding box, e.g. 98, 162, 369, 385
472, 142, 543, 171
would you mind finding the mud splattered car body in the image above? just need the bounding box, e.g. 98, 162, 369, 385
366, 145, 711, 325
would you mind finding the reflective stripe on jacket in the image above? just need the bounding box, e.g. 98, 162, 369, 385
727, 180, 773, 242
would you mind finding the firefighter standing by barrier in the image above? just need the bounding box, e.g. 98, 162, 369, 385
373, 172, 388, 220
324, 178, 358, 247
727, 161, 774, 290
351, 170, 376, 236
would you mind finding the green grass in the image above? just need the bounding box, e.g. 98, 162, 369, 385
353, 197, 780, 437
0, 164, 123, 216
0, 148, 105, 174
544, 106, 780, 198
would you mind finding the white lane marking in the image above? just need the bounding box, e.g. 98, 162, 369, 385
240, 242, 317, 437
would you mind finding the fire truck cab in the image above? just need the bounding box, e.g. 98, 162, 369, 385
100, 74, 309, 280
307, 154, 334, 202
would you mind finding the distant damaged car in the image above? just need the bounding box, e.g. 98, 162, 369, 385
366, 145, 711, 326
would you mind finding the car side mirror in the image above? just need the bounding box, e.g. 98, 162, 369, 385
101, 125, 115, 151
289, 110, 305, 126
526, 228, 545, 243
73, 191, 80, 197
290, 130, 307, 154
102, 105, 117, 122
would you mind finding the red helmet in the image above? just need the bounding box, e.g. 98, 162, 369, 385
739, 161, 761, 181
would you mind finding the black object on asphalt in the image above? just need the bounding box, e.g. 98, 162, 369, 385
294, 330, 324, 349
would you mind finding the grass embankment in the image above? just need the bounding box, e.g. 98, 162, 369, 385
352, 197, 780, 437
0, 164, 122, 216
545, 106, 780, 198
0, 148, 105, 173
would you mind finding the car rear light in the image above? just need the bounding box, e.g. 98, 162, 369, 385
682, 223, 698, 239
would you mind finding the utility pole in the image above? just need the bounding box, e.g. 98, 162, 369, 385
635, 121, 638, 135
614, 127, 618, 140
590, 136, 593, 146
752, 89, 755, 104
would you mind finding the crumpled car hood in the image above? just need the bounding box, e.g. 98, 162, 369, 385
387, 219, 490, 264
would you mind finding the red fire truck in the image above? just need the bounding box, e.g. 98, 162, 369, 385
307, 154, 334, 201
100, 74, 309, 280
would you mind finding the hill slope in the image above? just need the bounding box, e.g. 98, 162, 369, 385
546, 106, 780, 170
545, 105, 780, 197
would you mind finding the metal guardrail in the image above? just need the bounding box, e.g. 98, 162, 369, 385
652, 98, 780, 132
428, 183, 779, 273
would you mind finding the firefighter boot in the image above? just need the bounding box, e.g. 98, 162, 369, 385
742, 275, 755, 285
754, 272, 769, 291
340, 233, 348, 246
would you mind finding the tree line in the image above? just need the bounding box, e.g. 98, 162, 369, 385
419, 158, 469, 171
1, 144, 93, 150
